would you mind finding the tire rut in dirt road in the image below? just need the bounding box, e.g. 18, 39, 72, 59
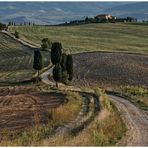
109, 95, 148, 146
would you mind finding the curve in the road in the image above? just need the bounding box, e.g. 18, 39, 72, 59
109, 95, 148, 146
41, 65, 148, 146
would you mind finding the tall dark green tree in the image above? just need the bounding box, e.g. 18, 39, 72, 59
60, 53, 67, 71
61, 70, 69, 85
60, 53, 69, 84
33, 50, 43, 81
66, 54, 73, 81
53, 64, 62, 87
51, 42, 62, 65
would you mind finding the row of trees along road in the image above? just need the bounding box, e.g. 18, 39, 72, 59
33, 42, 73, 87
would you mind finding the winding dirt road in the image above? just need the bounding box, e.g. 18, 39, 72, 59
3, 31, 148, 146
41, 66, 148, 146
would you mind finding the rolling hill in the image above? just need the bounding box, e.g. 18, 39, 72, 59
9, 23, 148, 54
0, 32, 50, 84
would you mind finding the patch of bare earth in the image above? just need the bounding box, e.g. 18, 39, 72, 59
73, 52, 148, 88
0, 86, 65, 132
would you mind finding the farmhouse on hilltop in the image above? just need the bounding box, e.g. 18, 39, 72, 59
94, 14, 116, 23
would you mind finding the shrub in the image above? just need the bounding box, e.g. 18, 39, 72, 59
41, 38, 51, 50
14, 30, 19, 39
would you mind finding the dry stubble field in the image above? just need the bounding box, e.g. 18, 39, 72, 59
0, 86, 65, 132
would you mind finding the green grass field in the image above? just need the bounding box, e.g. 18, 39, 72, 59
0, 32, 50, 84
9, 23, 148, 54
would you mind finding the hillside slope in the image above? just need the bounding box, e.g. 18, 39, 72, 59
9, 23, 148, 54
0, 32, 50, 84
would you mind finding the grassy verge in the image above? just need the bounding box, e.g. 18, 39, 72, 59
107, 85, 148, 110
0, 91, 82, 146
89, 104, 126, 146
89, 88, 127, 146
41, 87, 126, 146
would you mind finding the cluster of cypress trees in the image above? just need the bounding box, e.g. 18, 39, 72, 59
33, 42, 73, 87
51, 42, 73, 87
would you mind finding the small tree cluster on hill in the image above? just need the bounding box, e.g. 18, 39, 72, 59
61, 15, 137, 26
51, 42, 73, 87
0, 23, 7, 31
41, 38, 51, 50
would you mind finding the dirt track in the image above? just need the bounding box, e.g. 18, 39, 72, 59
41, 64, 148, 146
109, 95, 148, 146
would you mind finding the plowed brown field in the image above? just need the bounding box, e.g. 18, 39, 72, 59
73, 52, 148, 87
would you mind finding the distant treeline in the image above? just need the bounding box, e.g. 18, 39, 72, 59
0, 21, 37, 30
7, 21, 35, 26
59, 15, 138, 26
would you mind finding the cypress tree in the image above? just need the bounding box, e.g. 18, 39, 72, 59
61, 70, 69, 85
53, 64, 62, 87
33, 50, 43, 81
60, 54, 69, 84
51, 42, 62, 65
60, 53, 67, 71
66, 54, 73, 81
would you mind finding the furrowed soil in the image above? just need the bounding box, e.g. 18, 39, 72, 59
0, 86, 65, 132
72, 51, 148, 88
